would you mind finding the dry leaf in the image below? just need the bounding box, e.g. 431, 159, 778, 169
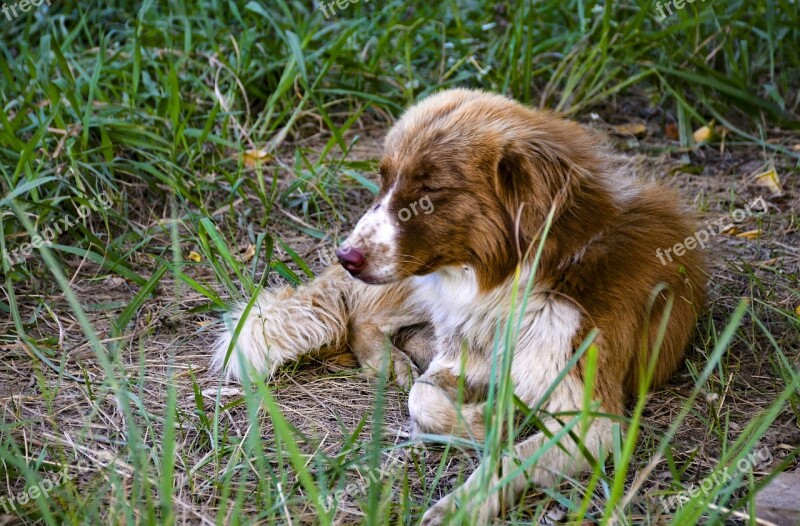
754, 167, 783, 195
196, 320, 212, 327
201, 387, 243, 398
187, 250, 202, 262
736, 229, 761, 240
237, 244, 256, 263
239, 148, 274, 168
721, 224, 739, 235
104, 276, 127, 288
665, 123, 679, 140
693, 124, 714, 144
758, 257, 781, 266
613, 123, 647, 137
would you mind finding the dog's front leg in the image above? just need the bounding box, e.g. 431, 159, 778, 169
420, 371, 615, 525
213, 265, 352, 382
213, 263, 429, 384
408, 356, 487, 441
350, 321, 422, 389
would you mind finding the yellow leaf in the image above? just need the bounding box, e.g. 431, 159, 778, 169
795, 306, 800, 317
187, 251, 202, 262
754, 167, 783, 195
613, 123, 647, 137
239, 149, 273, 168
237, 244, 256, 263
735, 229, 761, 240
693, 124, 714, 144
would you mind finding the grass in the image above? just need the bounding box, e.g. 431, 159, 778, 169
1, 0, 799, 524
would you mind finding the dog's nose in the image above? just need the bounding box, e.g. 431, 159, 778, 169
336, 245, 366, 275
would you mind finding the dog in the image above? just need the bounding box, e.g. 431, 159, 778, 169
213, 89, 706, 524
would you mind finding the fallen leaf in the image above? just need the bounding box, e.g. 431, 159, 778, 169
613, 123, 647, 137
754, 167, 783, 195
187, 251, 202, 262
239, 148, 274, 168
201, 387, 243, 398
665, 123, 679, 140
104, 276, 127, 288
237, 244, 256, 263
736, 229, 761, 240
758, 257, 781, 267
721, 225, 739, 235
693, 124, 714, 144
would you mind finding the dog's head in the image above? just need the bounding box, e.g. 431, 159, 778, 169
337, 89, 608, 290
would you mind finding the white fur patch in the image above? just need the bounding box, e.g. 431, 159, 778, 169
412, 266, 479, 329
511, 300, 583, 407
343, 184, 400, 281
604, 156, 642, 205
411, 263, 582, 408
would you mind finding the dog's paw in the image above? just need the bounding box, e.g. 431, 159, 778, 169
420, 496, 456, 526
421, 489, 498, 526
359, 346, 420, 390
391, 347, 420, 390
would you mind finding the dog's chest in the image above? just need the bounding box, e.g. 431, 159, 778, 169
411, 266, 584, 404
412, 267, 480, 330
411, 266, 551, 352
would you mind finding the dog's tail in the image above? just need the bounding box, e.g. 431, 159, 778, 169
212, 266, 350, 383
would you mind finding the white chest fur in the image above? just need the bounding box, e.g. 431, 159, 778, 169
411, 265, 583, 406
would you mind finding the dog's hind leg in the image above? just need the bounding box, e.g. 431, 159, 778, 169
419, 369, 618, 525
392, 323, 436, 373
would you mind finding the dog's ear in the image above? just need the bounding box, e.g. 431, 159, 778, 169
494, 141, 574, 234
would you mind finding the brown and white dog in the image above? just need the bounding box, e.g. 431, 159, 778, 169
213, 89, 706, 524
